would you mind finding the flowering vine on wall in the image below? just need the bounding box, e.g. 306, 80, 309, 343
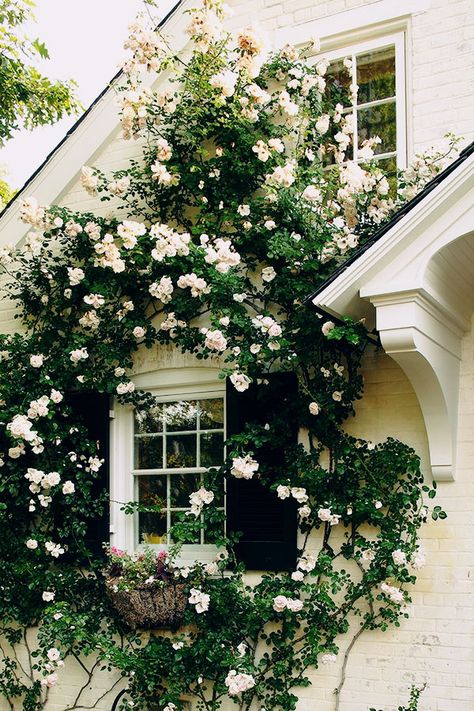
0, 1, 453, 708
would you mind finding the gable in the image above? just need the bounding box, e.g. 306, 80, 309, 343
309, 141, 474, 483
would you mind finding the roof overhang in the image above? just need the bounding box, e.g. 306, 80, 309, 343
311, 146, 474, 482
0, 0, 185, 247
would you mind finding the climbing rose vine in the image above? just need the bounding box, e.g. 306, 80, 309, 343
0, 1, 453, 708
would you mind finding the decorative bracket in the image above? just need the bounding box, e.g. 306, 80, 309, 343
363, 288, 465, 481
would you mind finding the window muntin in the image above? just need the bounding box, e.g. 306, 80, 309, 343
325, 34, 406, 175
133, 397, 225, 546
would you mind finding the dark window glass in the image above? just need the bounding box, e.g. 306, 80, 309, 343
198, 398, 224, 429
137, 475, 167, 544
357, 47, 396, 104
357, 101, 396, 154
165, 434, 197, 468
134, 436, 163, 469
170, 472, 200, 508
200, 432, 224, 467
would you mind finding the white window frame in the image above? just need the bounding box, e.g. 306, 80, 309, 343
323, 32, 407, 170
110, 368, 225, 564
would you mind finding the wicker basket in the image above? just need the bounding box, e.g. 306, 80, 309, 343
106, 578, 188, 630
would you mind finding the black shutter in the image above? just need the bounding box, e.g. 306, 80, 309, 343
68, 391, 110, 557
226, 373, 298, 571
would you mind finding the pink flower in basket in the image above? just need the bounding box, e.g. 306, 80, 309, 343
110, 546, 126, 557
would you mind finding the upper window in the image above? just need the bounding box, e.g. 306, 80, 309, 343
325, 33, 406, 175
133, 396, 225, 547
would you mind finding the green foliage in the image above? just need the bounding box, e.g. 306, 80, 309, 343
0, 2, 451, 708
0, 0, 81, 144
0, 176, 15, 209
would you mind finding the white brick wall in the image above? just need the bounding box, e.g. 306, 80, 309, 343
1, 0, 474, 708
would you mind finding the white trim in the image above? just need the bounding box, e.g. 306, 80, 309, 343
312, 150, 474, 482
0, 0, 191, 248
314, 152, 474, 317
275, 0, 431, 49
111, 370, 225, 564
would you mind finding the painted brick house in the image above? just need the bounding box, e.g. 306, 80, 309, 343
0, 0, 473, 709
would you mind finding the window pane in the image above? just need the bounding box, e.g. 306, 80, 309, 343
169, 512, 200, 544
134, 435, 163, 469
200, 432, 224, 468
327, 58, 352, 108
357, 47, 395, 104
170, 472, 200, 508
199, 398, 224, 429
164, 400, 198, 431
166, 434, 197, 468
137, 475, 167, 544
357, 101, 396, 155
135, 402, 163, 434
139, 512, 168, 544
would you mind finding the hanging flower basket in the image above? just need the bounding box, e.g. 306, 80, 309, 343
104, 547, 188, 629
106, 577, 188, 630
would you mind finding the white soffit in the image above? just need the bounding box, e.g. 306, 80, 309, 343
0, 0, 189, 248
312, 149, 474, 482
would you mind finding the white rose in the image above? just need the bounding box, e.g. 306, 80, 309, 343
411, 548, 426, 570
231, 454, 259, 480
286, 598, 303, 612
41, 673, 58, 688
316, 114, 330, 134
322, 321, 335, 336
116, 382, 135, 395
320, 653, 337, 664
30, 354, 44, 368
62, 481, 75, 495
302, 185, 321, 203
67, 267, 85, 286
309, 402, 320, 415
392, 549, 407, 566
230, 372, 251, 392
298, 505, 311, 519
42, 591, 55, 602
204, 329, 227, 352
261, 266, 276, 282
291, 487, 308, 503
188, 588, 210, 614
26, 539, 38, 549
273, 595, 288, 612
277, 485, 290, 499
47, 648, 60, 662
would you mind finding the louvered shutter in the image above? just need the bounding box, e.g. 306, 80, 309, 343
226, 372, 298, 571
68, 391, 110, 557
